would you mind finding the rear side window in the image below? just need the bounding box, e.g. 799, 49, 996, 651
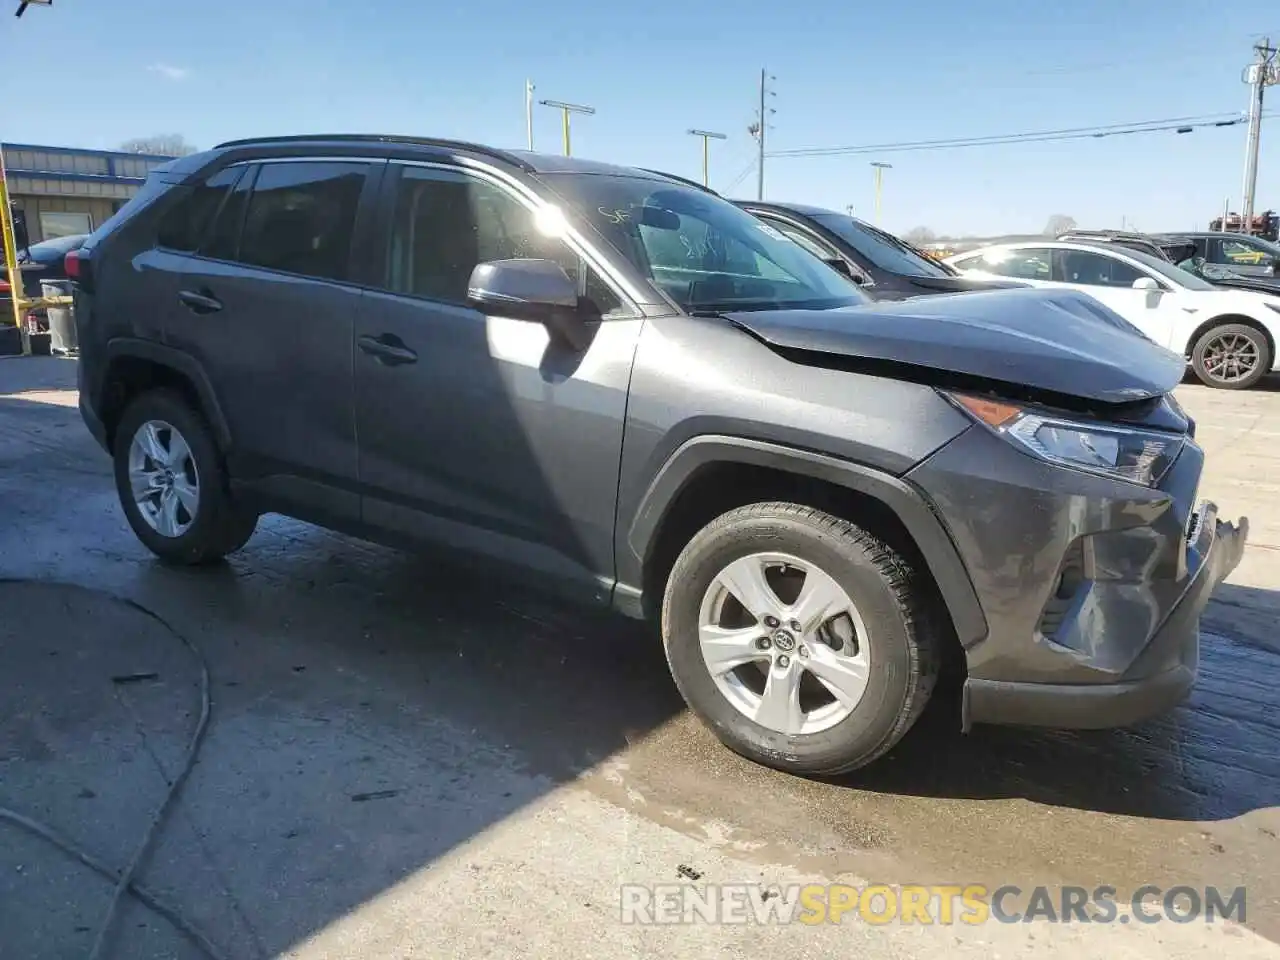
156, 166, 243, 253
237, 161, 368, 282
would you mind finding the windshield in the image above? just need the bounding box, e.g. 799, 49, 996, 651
810, 213, 954, 279
1118, 246, 1217, 291
539, 174, 870, 312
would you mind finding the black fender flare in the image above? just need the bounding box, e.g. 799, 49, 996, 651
621, 435, 987, 647
105, 337, 233, 451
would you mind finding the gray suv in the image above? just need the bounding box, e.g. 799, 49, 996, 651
73, 134, 1247, 775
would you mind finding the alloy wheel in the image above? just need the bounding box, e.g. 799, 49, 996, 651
1202, 332, 1261, 384
127, 419, 200, 538
697, 551, 870, 736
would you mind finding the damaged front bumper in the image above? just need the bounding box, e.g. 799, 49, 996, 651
962, 502, 1248, 730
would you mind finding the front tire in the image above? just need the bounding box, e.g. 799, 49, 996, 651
112, 390, 257, 565
660, 502, 940, 776
1191, 322, 1271, 389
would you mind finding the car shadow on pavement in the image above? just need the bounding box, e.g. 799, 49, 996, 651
844, 584, 1280, 822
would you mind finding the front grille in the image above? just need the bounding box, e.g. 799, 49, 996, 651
1037, 538, 1086, 639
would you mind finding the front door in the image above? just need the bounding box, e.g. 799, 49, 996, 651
352, 162, 642, 604
1053, 248, 1182, 349
169, 158, 380, 523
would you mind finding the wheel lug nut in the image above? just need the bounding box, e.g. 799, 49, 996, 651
789, 620, 802, 633
763, 615, 780, 629
756, 636, 772, 650
776, 655, 790, 669
798, 645, 808, 658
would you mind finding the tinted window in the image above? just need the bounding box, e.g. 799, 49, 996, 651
156, 166, 243, 253
202, 166, 254, 262
542, 173, 868, 312
237, 161, 367, 282
766, 220, 838, 260
385, 166, 624, 316
810, 213, 951, 279
960, 248, 1052, 280
1058, 250, 1144, 287
1211, 237, 1274, 267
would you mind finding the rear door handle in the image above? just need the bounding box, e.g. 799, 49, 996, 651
178, 289, 223, 314
357, 334, 418, 366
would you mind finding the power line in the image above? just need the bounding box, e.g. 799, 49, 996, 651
722, 156, 758, 193
767, 112, 1250, 159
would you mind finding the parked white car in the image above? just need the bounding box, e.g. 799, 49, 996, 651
945, 240, 1280, 389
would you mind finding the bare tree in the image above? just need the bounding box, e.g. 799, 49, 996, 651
903, 226, 937, 245
118, 135, 198, 158
1043, 214, 1077, 236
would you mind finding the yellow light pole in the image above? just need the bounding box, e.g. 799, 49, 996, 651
687, 129, 727, 187
870, 161, 892, 225
539, 99, 595, 157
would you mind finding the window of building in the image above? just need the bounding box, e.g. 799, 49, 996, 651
236, 161, 368, 282
39, 211, 93, 240
156, 166, 243, 253
386, 166, 624, 316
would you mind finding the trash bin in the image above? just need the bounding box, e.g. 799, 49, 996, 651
41, 279, 76, 355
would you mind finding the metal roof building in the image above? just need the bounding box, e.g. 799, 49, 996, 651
1, 142, 175, 245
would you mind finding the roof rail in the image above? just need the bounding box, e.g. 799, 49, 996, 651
211, 133, 534, 172
638, 168, 719, 195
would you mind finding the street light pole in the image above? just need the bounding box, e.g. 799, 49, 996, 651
870, 161, 892, 224
687, 129, 727, 186
525, 80, 535, 151
539, 99, 595, 157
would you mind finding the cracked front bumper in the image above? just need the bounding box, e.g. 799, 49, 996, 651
962, 502, 1248, 730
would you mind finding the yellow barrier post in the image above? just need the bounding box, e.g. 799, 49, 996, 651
0, 145, 30, 355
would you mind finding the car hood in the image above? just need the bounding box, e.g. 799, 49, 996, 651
906, 274, 1028, 293
722, 287, 1187, 404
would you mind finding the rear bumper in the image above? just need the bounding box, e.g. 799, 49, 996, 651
963, 503, 1248, 730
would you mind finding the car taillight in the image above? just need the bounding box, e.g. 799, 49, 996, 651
64, 251, 80, 279
0, 278, 9, 293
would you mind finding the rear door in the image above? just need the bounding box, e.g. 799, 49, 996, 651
169, 158, 382, 524
1208, 236, 1278, 277
352, 161, 642, 603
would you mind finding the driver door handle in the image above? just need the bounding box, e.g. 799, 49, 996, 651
178, 289, 223, 314
358, 334, 418, 366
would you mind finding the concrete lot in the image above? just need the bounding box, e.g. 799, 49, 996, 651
1, 356, 1277, 959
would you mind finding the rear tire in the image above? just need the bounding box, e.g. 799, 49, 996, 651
113, 390, 257, 565
1191, 322, 1271, 389
660, 502, 940, 776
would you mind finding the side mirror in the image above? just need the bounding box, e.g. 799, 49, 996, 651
467, 258, 589, 350
1132, 277, 1160, 291
823, 257, 853, 278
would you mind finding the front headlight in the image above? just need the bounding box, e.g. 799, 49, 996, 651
943, 392, 1185, 487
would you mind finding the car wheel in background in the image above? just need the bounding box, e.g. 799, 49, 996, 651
1191, 322, 1272, 390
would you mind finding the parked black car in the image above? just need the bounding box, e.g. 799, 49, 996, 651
73, 134, 1246, 776
1, 233, 87, 305
735, 201, 1023, 300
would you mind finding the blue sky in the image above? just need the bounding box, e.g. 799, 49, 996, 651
5, 0, 1278, 236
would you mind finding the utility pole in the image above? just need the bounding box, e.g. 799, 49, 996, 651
539, 99, 595, 157
687, 129, 726, 187
1241, 37, 1278, 233
870, 161, 892, 224
747, 69, 775, 200
525, 80, 535, 151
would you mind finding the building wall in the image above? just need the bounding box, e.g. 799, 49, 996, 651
1, 142, 176, 245
11, 195, 121, 244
